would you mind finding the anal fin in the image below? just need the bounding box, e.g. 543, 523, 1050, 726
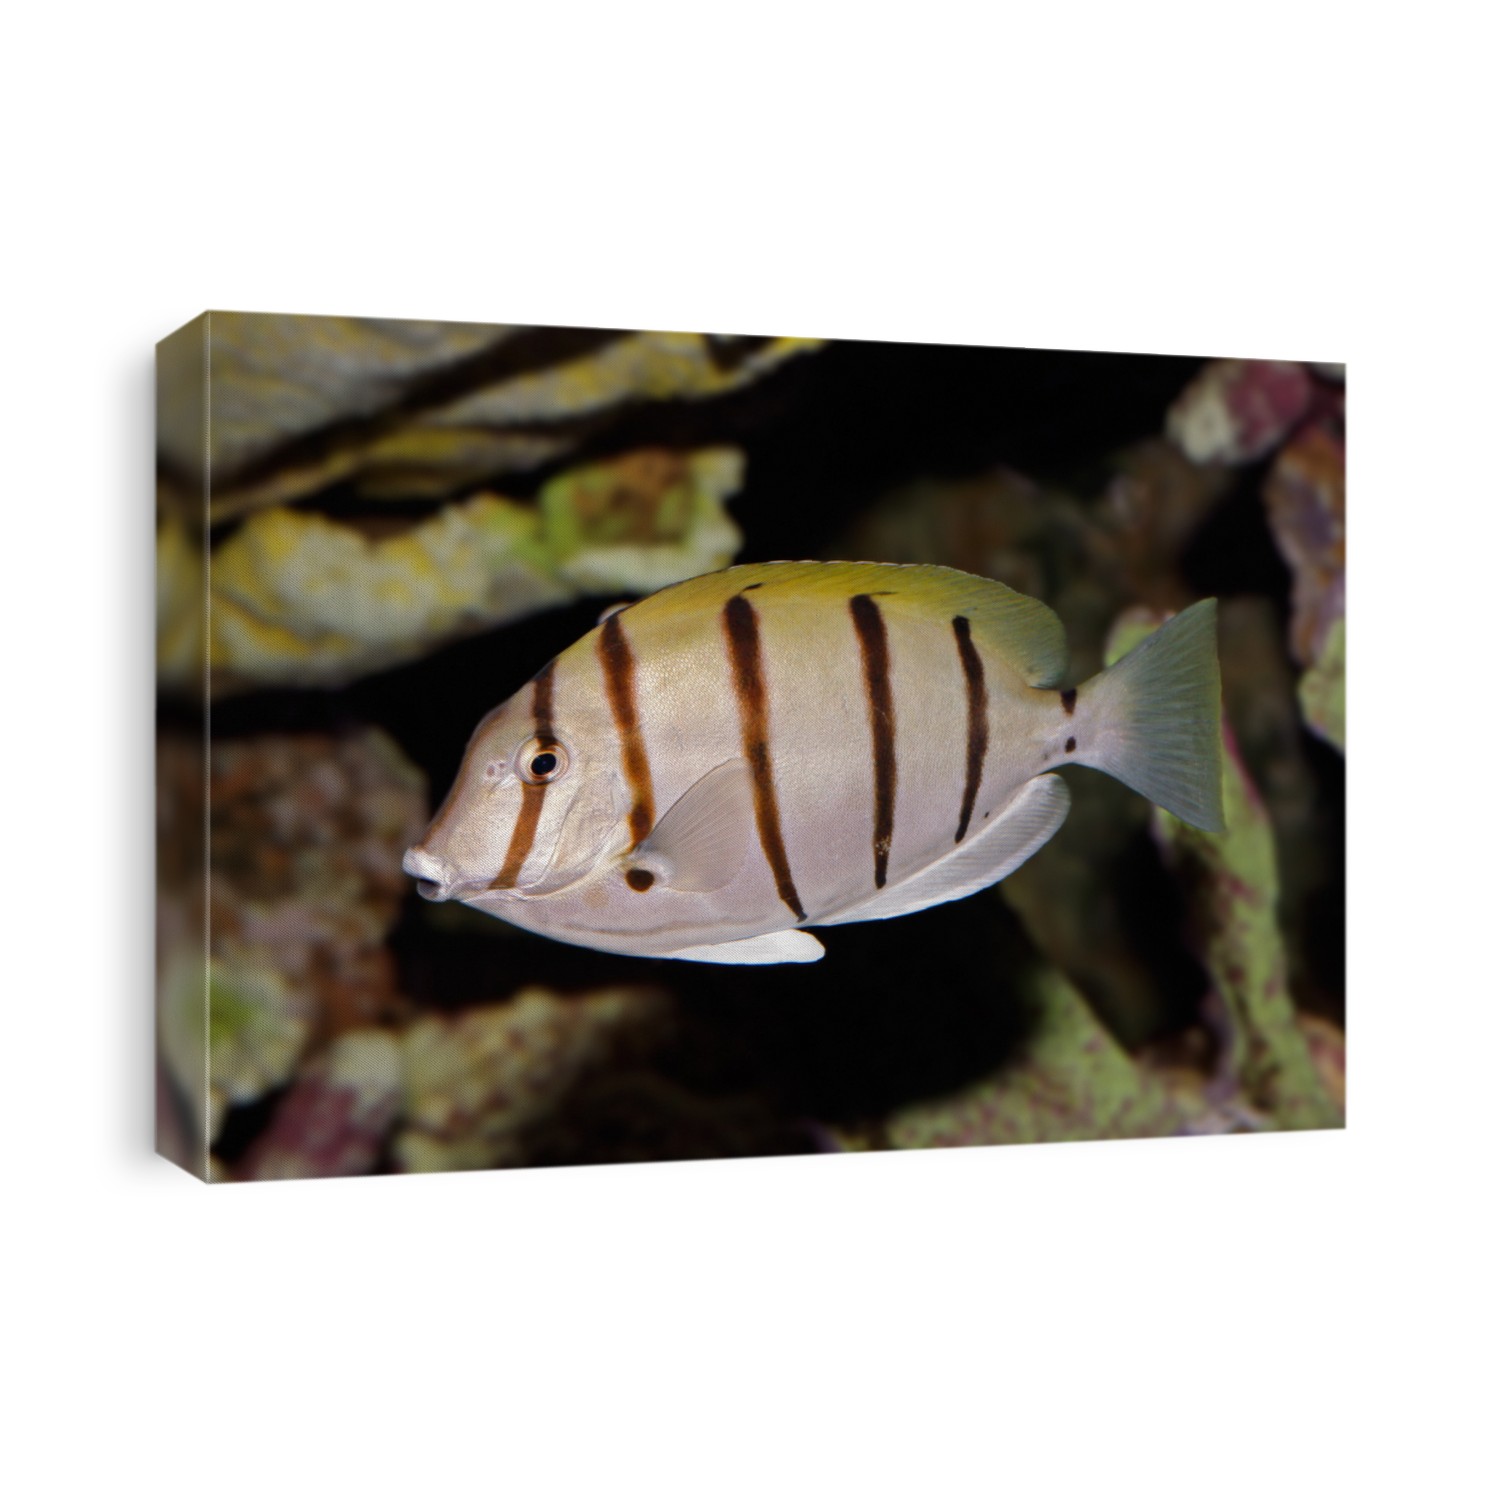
821, 774, 1071, 925
662, 929, 826, 965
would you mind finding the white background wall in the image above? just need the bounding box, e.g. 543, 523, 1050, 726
3, 5, 1492, 1496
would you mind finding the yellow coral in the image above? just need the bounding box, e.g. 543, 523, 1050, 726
157, 446, 748, 695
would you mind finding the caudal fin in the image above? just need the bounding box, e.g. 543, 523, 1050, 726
1075, 600, 1225, 833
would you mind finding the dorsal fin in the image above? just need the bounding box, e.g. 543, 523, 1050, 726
627, 560, 1068, 688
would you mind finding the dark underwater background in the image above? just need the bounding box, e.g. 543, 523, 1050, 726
155, 318, 1345, 1179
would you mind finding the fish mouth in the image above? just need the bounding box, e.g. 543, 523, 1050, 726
403, 846, 458, 901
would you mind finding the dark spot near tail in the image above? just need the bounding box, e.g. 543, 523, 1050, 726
626, 868, 654, 892
1065, 736, 1076, 753
1060, 688, 1077, 715
741, 582, 762, 591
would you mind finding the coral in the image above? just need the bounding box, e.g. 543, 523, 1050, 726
1263, 420, 1346, 752
426, 331, 819, 438
237, 1030, 405, 1181
836, 445, 1234, 701
1297, 617, 1346, 752
1106, 612, 1343, 1131
834, 455, 1239, 1044
201, 494, 569, 693
157, 314, 517, 487
882, 965, 1185, 1149
1214, 597, 1341, 1014
1162, 354, 1346, 756
154, 327, 1346, 1180
1166, 359, 1315, 466
833, 468, 1115, 687
1263, 421, 1345, 668
159, 447, 745, 695
998, 775, 1164, 1047
1296, 1014, 1347, 1116
394, 987, 668, 1173
542, 447, 744, 595
1094, 438, 1235, 611
158, 315, 820, 524
155, 514, 203, 686
159, 946, 311, 1142
521, 1071, 816, 1167
156, 726, 428, 1158
206, 730, 426, 1041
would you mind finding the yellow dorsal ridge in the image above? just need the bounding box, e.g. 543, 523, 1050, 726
628, 560, 1069, 688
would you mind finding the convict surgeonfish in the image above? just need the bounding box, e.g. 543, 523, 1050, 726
402, 561, 1224, 964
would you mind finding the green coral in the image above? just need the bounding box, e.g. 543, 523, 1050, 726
1297, 617, 1345, 752
160, 948, 311, 1143
1107, 612, 1341, 1132
886, 964, 1185, 1149
541, 447, 744, 595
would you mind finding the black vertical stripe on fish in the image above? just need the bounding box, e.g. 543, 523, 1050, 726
531, 658, 556, 735
952, 615, 988, 843
597, 611, 655, 849
430, 666, 554, 846
722, 592, 806, 922
849, 594, 897, 888
490, 662, 557, 889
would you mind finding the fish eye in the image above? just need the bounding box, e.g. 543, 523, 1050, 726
517, 739, 569, 785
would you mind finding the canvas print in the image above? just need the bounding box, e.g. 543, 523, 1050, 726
155, 314, 1345, 1182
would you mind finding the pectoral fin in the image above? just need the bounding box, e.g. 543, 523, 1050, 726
629, 759, 754, 893
662, 929, 826, 965
822, 773, 1071, 925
